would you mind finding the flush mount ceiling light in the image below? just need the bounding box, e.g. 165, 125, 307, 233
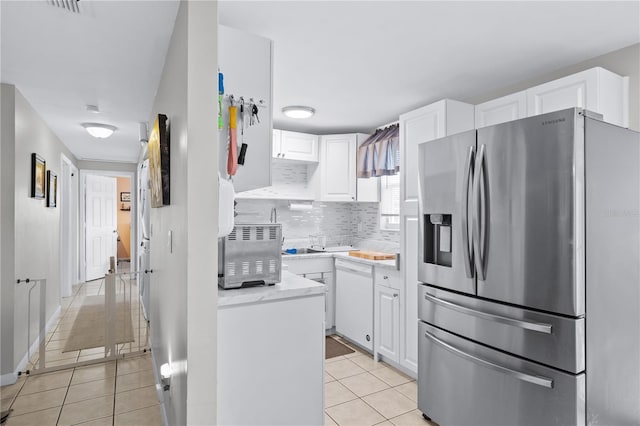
82, 123, 117, 139
282, 106, 315, 119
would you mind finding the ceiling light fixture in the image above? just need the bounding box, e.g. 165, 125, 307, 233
82, 123, 117, 139
282, 106, 315, 119
86, 105, 100, 114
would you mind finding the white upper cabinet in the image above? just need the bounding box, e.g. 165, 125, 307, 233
400, 99, 475, 214
475, 91, 527, 128
273, 130, 319, 162
526, 67, 628, 127
315, 134, 357, 201
218, 26, 273, 192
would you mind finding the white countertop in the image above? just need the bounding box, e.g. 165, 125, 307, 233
218, 271, 325, 308
332, 252, 398, 270
282, 251, 399, 271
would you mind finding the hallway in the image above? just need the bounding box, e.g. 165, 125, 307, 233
1, 272, 161, 425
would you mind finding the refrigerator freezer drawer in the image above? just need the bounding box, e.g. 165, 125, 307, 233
418, 322, 585, 426
419, 285, 585, 373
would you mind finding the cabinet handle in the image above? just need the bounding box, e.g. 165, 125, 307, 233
393, 293, 398, 298
282, 153, 285, 158
383, 275, 389, 280
277, 153, 281, 157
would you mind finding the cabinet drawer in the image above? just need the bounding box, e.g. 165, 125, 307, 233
374, 269, 401, 290
419, 286, 584, 373
418, 322, 585, 426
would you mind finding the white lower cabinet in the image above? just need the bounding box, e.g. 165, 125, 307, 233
335, 259, 374, 351
374, 284, 400, 363
218, 293, 324, 425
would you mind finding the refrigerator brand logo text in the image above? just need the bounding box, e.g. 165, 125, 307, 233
541, 118, 566, 126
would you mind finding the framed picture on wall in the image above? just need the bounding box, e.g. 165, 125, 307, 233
31, 153, 46, 199
47, 171, 57, 208
149, 114, 170, 207
120, 192, 131, 202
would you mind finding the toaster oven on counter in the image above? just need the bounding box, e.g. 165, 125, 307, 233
218, 223, 282, 289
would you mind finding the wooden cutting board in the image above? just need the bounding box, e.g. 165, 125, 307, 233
349, 250, 396, 260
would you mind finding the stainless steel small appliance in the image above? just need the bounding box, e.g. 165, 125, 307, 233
218, 223, 282, 289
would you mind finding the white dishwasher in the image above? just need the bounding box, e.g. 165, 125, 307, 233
335, 258, 374, 351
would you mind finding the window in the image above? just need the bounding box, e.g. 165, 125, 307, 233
380, 174, 400, 231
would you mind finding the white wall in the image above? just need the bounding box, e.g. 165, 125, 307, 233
77, 160, 137, 173
1, 84, 17, 380
0, 84, 78, 382
466, 43, 640, 131
147, 1, 218, 424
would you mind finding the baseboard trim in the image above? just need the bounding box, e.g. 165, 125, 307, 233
12, 305, 62, 381
0, 372, 18, 386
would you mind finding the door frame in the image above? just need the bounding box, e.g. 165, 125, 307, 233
79, 169, 137, 283
59, 154, 79, 298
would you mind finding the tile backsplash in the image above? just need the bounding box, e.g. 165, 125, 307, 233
235, 199, 399, 250
234, 161, 400, 251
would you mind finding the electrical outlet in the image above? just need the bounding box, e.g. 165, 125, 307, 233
357, 223, 364, 233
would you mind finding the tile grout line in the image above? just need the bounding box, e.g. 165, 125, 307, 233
112, 355, 119, 425
112, 358, 117, 426
54, 366, 75, 425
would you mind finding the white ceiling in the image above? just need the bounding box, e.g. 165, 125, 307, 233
1, 1, 639, 163
1, 0, 180, 163
219, 1, 640, 134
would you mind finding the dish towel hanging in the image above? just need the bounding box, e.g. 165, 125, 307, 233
227, 105, 238, 176
356, 124, 399, 178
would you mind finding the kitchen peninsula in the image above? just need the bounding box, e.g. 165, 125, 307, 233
217, 271, 325, 425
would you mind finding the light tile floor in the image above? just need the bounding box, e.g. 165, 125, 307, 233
1, 267, 160, 426
325, 336, 437, 426
1, 353, 161, 426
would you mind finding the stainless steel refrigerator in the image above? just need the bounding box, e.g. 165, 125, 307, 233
416, 108, 639, 426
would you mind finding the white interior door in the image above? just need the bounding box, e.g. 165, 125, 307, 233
85, 174, 117, 281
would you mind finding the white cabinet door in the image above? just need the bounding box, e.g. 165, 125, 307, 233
218, 26, 273, 192
335, 260, 373, 351
375, 285, 400, 363
400, 215, 419, 375
277, 130, 318, 162
526, 67, 627, 127
475, 91, 527, 128
318, 134, 357, 202
398, 99, 474, 376
218, 294, 324, 426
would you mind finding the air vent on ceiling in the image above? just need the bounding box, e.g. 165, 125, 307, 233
47, 0, 81, 14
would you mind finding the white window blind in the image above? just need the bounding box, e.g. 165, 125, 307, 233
380, 174, 400, 231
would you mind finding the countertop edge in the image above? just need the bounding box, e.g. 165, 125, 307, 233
218, 271, 325, 307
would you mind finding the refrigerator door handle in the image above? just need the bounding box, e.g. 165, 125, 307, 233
473, 144, 487, 280
424, 330, 554, 389
423, 292, 553, 334
461, 145, 475, 278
